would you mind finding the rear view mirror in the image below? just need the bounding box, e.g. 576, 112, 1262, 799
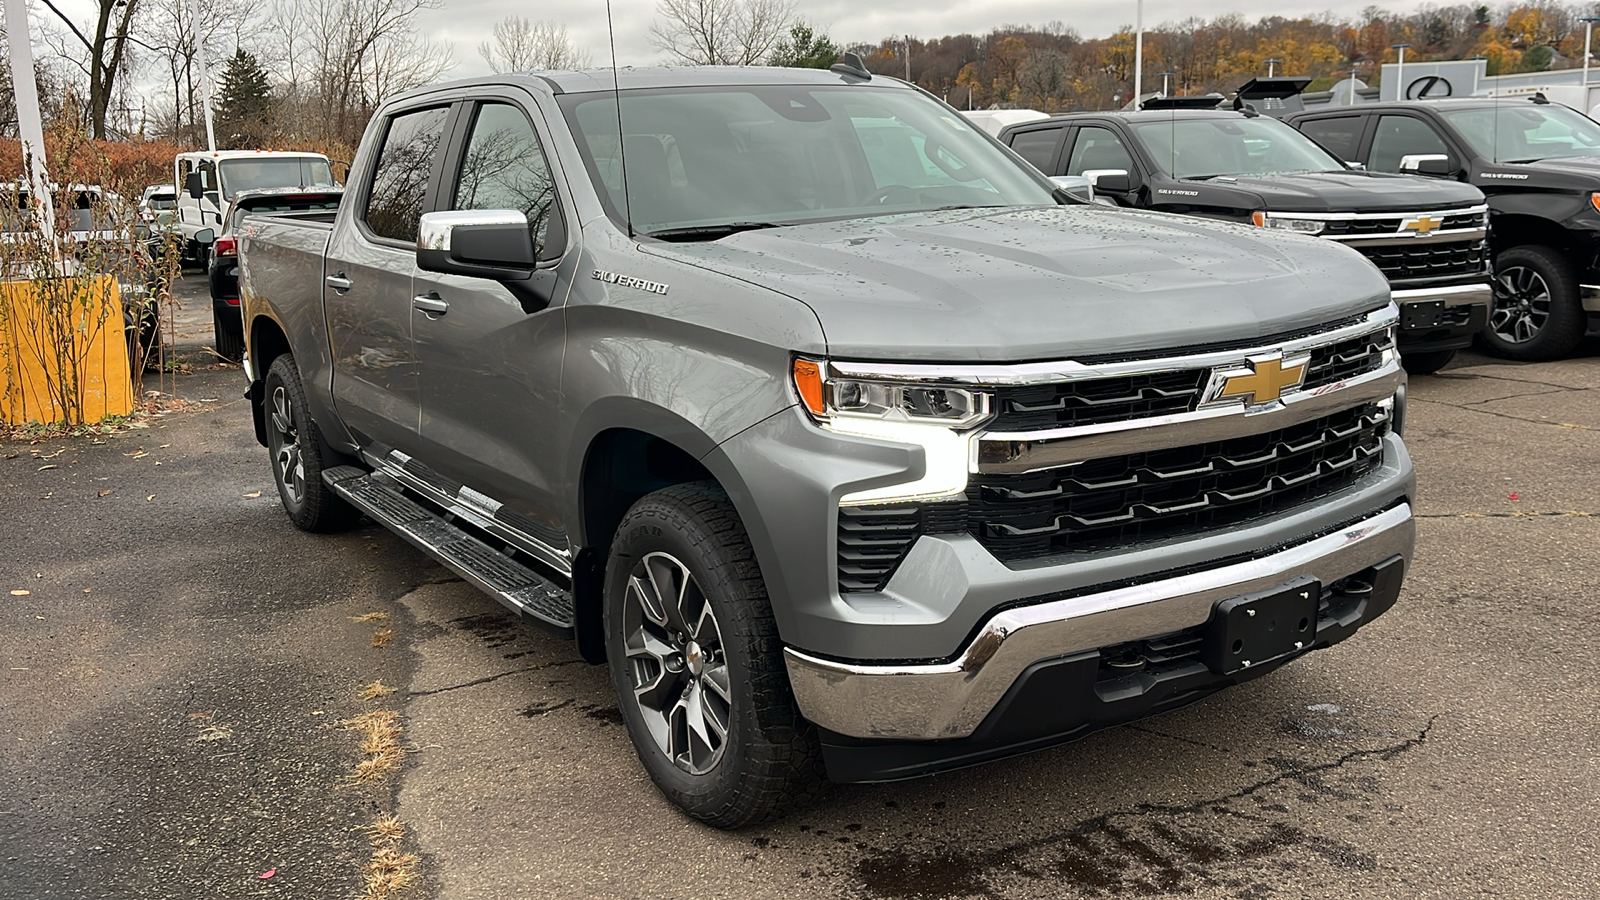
133, 224, 151, 241
1399, 154, 1453, 177
1084, 169, 1132, 193
194, 228, 215, 244
1346, 161, 1367, 171
185, 172, 204, 199
1049, 175, 1095, 205
417, 210, 536, 279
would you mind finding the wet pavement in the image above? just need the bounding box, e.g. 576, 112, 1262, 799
2, 278, 1597, 898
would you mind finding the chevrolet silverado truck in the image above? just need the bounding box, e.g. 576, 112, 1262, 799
238, 66, 1417, 827
999, 99, 1492, 375
1288, 96, 1600, 361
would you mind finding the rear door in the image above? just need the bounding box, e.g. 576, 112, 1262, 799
325, 101, 457, 454
410, 92, 578, 560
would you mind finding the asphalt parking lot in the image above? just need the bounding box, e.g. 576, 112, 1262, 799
3, 274, 1598, 899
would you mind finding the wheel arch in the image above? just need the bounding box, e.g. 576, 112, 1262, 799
567, 400, 778, 665
247, 314, 293, 448
1489, 213, 1572, 260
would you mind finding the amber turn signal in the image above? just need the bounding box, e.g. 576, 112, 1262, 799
792, 359, 825, 417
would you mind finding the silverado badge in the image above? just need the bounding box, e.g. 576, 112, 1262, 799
1399, 215, 1443, 236
1202, 354, 1310, 407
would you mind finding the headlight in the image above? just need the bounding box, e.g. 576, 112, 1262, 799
1251, 211, 1325, 235
793, 359, 993, 504
1590, 192, 1600, 213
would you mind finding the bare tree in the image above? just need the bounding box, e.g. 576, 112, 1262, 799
648, 0, 795, 66
294, 0, 455, 145
478, 17, 591, 72
37, 0, 144, 138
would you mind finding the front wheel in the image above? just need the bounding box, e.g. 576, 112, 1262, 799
263, 355, 362, 532
1483, 246, 1585, 361
603, 482, 825, 828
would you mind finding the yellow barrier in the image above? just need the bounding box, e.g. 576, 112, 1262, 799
0, 275, 134, 425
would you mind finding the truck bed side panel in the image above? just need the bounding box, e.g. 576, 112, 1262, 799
239, 218, 355, 451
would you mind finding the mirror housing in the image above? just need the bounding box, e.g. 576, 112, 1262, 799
417, 210, 537, 280
1049, 175, 1095, 205
1345, 161, 1367, 171
1084, 168, 1133, 193
193, 227, 215, 244
1399, 154, 1453, 177
133, 224, 151, 241
185, 172, 204, 199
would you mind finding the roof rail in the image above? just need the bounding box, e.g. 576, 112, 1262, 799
1140, 93, 1226, 110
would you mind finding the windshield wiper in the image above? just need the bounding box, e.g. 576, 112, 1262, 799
642, 222, 783, 242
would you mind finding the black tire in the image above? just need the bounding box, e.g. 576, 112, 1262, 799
603, 482, 825, 828
263, 355, 362, 532
213, 306, 244, 362
1484, 245, 1586, 361
1400, 348, 1455, 376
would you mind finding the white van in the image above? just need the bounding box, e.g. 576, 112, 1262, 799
174, 150, 336, 264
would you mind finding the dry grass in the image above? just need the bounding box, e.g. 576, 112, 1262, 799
338, 710, 405, 783
359, 815, 420, 900
371, 629, 394, 648
351, 612, 388, 624
358, 680, 395, 701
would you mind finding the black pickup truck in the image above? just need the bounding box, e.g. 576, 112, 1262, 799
1288, 96, 1600, 361
1000, 102, 1493, 374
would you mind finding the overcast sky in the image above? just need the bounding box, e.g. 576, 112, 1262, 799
430, 0, 1421, 77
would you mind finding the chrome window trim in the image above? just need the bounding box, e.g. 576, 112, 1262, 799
974, 361, 1402, 475
826, 304, 1397, 387
1257, 204, 1487, 223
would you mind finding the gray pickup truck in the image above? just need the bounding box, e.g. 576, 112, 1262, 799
238, 66, 1417, 827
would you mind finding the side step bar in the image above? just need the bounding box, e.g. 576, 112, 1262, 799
324, 466, 575, 637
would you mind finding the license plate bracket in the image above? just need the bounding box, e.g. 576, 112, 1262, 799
1400, 299, 1446, 330
1201, 577, 1320, 675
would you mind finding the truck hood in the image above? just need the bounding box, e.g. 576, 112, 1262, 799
1201, 171, 1485, 213
642, 206, 1390, 363
1493, 155, 1600, 189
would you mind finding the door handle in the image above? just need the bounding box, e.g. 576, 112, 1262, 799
325, 274, 353, 293
413, 292, 449, 316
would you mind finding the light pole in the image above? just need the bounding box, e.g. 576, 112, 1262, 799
1264, 58, 1281, 78
4, 0, 54, 242
1133, 0, 1144, 103
1582, 18, 1600, 86
1158, 71, 1174, 96
1346, 61, 1367, 106
1390, 43, 1411, 100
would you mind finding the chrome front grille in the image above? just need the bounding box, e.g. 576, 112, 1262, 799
1321, 208, 1487, 236
990, 369, 1205, 431
966, 403, 1390, 562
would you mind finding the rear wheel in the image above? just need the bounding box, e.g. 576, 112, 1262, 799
1484, 245, 1585, 361
1400, 348, 1455, 376
603, 482, 825, 828
263, 355, 362, 532
213, 306, 244, 362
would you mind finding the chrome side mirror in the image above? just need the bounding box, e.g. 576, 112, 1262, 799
417, 210, 535, 279
1049, 175, 1094, 205
1399, 154, 1452, 177
1083, 168, 1132, 193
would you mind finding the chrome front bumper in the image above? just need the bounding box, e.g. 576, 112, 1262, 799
1391, 283, 1491, 308
784, 502, 1414, 741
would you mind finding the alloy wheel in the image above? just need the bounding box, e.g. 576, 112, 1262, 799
1491, 265, 1552, 344
269, 384, 306, 505
621, 551, 731, 776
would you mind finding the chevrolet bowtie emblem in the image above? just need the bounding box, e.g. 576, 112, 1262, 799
1400, 215, 1443, 235
1213, 355, 1308, 405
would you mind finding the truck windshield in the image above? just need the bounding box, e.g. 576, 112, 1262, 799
559, 85, 1055, 238
1131, 117, 1345, 179
1439, 104, 1600, 163
218, 158, 336, 200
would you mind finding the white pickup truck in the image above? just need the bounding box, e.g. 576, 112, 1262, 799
174, 150, 337, 267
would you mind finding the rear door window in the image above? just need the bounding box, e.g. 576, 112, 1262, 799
1298, 116, 1365, 162
1007, 126, 1066, 174
364, 106, 451, 243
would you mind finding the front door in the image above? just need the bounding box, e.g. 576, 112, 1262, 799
411, 97, 576, 556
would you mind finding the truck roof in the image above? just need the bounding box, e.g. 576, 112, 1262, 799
174, 150, 330, 161
392, 66, 918, 101
1016, 109, 1267, 127
1290, 98, 1555, 116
